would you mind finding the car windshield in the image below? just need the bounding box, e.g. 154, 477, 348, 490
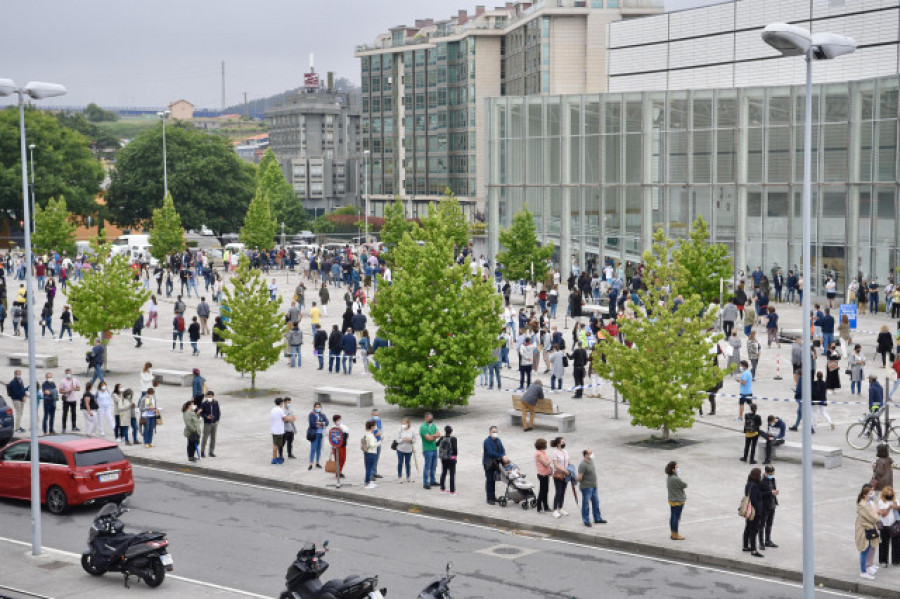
74, 447, 127, 467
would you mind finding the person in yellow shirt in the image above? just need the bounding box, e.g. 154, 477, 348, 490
310, 302, 321, 336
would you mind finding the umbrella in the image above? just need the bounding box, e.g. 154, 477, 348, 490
567, 465, 579, 504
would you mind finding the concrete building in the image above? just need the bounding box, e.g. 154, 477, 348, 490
265, 90, 361, 216
355, 0, 662, 220
234, 133, 269, 164
486, 0, 900, 296
168, 99, 194, 121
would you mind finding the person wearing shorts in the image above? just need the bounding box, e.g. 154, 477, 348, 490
738, 360, 753, 421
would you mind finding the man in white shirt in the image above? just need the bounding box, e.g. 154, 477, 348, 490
271, 398, 294, 465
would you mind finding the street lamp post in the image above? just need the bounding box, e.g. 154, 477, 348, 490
28, 144, 35, 233
158, 109, 170, 196
761, 24, 856, 597
0, 79, 67, 557
363, 150, 370, 244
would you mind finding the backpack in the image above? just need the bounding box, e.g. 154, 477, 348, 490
438, 436, 453, 460
175, 316, 185, 332
738, 495, 755, 520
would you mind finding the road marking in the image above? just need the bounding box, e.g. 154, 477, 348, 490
134, 465, 856, 597
0, 536, 269, 599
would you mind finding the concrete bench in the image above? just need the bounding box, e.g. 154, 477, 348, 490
778, 328, 802, 344
508, 395, 575, 432
313, 386, 374, 408
771, 441, 843, 469
152, 369, 194, 387
8, 353, 58, 368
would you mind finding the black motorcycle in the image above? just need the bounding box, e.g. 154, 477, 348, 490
80, 498, 173, 588
280, 540, 386, 599
418, 562, 455, 599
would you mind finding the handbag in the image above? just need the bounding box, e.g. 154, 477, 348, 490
188, 432, 200, 443
738, 495, 755, 521
306, 432, 317, 442
155, 409, 163, 426
890, 521, 900, 537
865, 528, 880, 540
552, 468, 567, 481
390, 440, 399, 450
325, 459, 336, 473
844, 369, 852, 376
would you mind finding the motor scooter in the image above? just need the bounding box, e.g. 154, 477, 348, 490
418, 562, 455, 599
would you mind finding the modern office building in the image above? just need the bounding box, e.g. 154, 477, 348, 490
266, 88, 361, 216
485, 0, 900, 296
355, 0, 663, 220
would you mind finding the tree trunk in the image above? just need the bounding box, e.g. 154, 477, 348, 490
661, 424, 670, 442
251, 371, 256, 389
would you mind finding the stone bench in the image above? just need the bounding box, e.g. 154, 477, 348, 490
771, 440, 843, 469
152, 369, 194, 387
313, 386, 374, 408
7, 353, 58, 368
778, 328, 803, 344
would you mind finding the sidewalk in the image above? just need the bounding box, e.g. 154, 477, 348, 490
4, 270, 899, 598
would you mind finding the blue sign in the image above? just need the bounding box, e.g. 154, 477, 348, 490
328, 427, 344, 449
839, 303, 858, 330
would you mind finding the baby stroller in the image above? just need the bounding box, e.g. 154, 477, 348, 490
497, 460, 537, 509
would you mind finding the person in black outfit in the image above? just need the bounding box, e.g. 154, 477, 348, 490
438, 425, 458, 493
763, 415, 786, 464
328, 325, 343, 373
569, 342, 588, 398
758, 465, 779, 549
212, 316, 226, 358
482, 425, 506, 505
743, 467, 764, 557
740, 403, 762, 463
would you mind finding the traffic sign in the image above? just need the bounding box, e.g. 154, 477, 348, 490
839, 303, 857, 330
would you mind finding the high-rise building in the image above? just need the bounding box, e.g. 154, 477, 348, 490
266, 86, 361, 216
355, 0, 662, 220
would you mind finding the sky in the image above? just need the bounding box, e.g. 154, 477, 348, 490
1, 0, 720, 109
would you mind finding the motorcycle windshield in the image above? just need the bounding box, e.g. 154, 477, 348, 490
95, 503, 119, 520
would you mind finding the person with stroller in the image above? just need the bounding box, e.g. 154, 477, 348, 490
482, 425, 506, 505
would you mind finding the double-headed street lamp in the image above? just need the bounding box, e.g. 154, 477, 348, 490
28, 144, 35, 233
157, 109, 170, 195
761, 24, 856, 598
363, 149, 370, 244
0, 78, 67, 557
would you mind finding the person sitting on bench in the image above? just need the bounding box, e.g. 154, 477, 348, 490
763, 415, 786, 464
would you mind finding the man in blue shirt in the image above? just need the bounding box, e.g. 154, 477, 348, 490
868, 374, 885, 439
738, 360, 753, 421
815, 308, 835, 352
482, 425, 506, 505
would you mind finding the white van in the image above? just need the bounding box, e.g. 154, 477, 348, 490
111, 234, 157, 266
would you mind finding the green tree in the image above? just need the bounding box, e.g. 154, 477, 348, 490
55, 112, 121, 153
257, 149, 308, 234
106, 121, 256, 234
334, 205, 359, 216
312, 214, 334, 237
380, 199, 414, 252
593, 228, 727, 441
84, 103, 118, 122
496, 207, 554, 283
148, 192, 185, 261
419, 190, 469, 250
32, 196, 76, 255
0, 107, 104, 218
240, 190, 277, 250
67, 245, 151, 351
673, 215, 733, 304
219, 256, 284, 388
371, 204, 502, 410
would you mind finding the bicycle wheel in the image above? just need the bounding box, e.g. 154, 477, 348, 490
846, 423, 873, 450
885, 427, 900, 454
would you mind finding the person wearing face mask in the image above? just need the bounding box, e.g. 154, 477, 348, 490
395, 418, 416, 483
665, 461, 686, 540
420, 412, 440, 490
577, 449, 606, 527
550, 437, 570, 518
856, 484, 881, 579
41, 372, 58, 435
95, 381, 114, 438
482, 425, 506, 505
876, 485, 900, 567
307, 402, 329, 470
757, 465, 780, 550
58, 370, 81, 434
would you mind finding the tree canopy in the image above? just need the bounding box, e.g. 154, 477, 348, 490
380, 199, 414, 255
496, 207, 554, 283
672, 215, 733, 304
240, 188, 277, 250
257, 149, 308, 234
0, 107, 104, 218
32, 196, 77, 256
148, 192, 185, 261
84, 103, 118, 123
106, 121, 256, 234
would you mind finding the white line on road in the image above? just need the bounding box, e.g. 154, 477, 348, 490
134, 465, 857, 598
0, 536, 269, 599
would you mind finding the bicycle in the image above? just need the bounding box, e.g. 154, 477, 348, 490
846, 407, 900, 453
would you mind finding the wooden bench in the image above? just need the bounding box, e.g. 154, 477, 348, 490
152, 369, 194, 387
313, 386, 374, 408
508, 395, 576, 432
770, 441, 843, 469
8, 353, 58, 368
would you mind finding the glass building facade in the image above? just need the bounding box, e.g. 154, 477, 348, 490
486, 75, 900, 295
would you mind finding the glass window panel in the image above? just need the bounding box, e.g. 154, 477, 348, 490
625, 134, 641, 183
567, 97, 582, 136
877, 188, 895, 218
668, 94, 688, 130
766, 190, 789, 239
747, 96, 764, 126
510, 102, 524, 138
546, 137, 561, 184
528, 101, 543, 138
584, 136, 600, 184
568, 136, 581, 183
717, 93, 736, 128
747, 128, 763, 183
820, 190, 846, 243
859, 119, 874, 182
823, 123, 847, 181
877, 120, 897, 181
527, 138, 542, 184
603, 135, 620, 183
692, 188, 712, 230
625, 98, 642, 133
548, 187, 561, 236
822, 190, 846, 217
879, 87, 898, 119
767, 127, 790, 182
668, 188, 688, 238
693, 95, 712, 129
547, 99, 561, 137
571, 187, 585, 242
584, 187, 599, 241
825, 88, 849, 122
584, 100, 600, 135
625, 187, 642, 237
859, 189, 872, 245
716, 129, 735, 183
604, 99, 621, 134
667, 131, 687, 183
876, 190, 896, 244
793, 125, 819, 181
715, 186, 736, 236
768, 94, 791, 126
693, 130, 712, 183
747, 190, 763, 240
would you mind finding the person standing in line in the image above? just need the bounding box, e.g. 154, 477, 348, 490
738, 360, 753, 422
550, 437, 570, 518
332, 414, 349, 478
420, 413, 440, 490
327, 325, 342, 373
188, 316, 201, 356
119, 389, 138, 445
569, 342, 588, 399
876, 485, 900, 568
307, 402, 329, 470
199, 391, 221, 458
764, 306, 779, 348
438, 425, 458, 495
139, 362, 154, 400
191, 368, 205, 408
747, 332, 761, 380
40, 372, 58, 435
172, 314, 185, 351
395, 418, 416, 483
740, 403, 762, 464
313, 325, 328, 370
849, 344, 866, 395
857, 484, 881, 579
369, 408, 383, 478
534, 438, 552, 513
182, 400, 201, 462
362, 420, 381, 489
111, 384, 125, 442
309, 302, 321, 337
758, 465, 780, 549
742, 467, 764, 558
665, 461, 686, 540
577, 449, 606, 527
270, 398, 290, 465
872, 444, 894, 492
877, 325, 894, 368
742, 301, 755, 337
722, 299, 738, 337
7, 369, 27, 433
287, 322, 304, 368
95, 381, 114, 437
197, 296, 211, 335
89, 339, 105, 384
812, 371, 834, 430
517, 337, 533, 391
826, 343, 843, 394
81, 382, 98, 437
482, 425, 506, 505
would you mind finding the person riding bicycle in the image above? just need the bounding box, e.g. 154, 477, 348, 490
866, 374, 885, 439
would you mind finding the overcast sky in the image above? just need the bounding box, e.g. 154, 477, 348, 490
2, 0, 720, 109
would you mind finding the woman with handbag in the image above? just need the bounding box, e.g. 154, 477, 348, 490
307, 402, 329, 470
876, 486, 900, 568
395, 418, 415, 483
139, 388, 158, 448
742, 467, 764, 557
182, 400, 201, 462
849, 344, 866, 395
826, 343, 842, 394
550, 437, 570, 518
857, 483, 881, 579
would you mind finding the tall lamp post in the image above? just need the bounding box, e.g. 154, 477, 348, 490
761, 24, 856, 597
28, 144, 35, 232
0, 79, 67, 557
157, 109, 170, 195
363, 150, 370, 244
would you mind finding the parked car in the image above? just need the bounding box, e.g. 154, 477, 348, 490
0, 396, 12, 447
0, 436, 134, 514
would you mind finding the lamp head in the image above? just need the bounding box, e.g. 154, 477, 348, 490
0, 78, 16, 97
23, 81, 67, 99
810, 32, 857, 60
761, 23, 811, 56
28, 144, 35, 150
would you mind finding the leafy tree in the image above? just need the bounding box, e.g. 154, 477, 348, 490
67, 245, 151, 352
256, 149, 307, 235
593, 228, 727, 441
219, 256, 284, 388
334, 205, 359, 216
380, 199, 414, 252
312, 214, 334, 236
496, 207, 554, 283
0, 107, 104, 218
148, 192, 185, 261
240, 190, 277, 250
673, 215, 733, 304
420, 190, 469, 250
55, 112, 120, 153
106, 121, 256, 234
84, 103, 118, 122
32, 196, 77, 256
370, 203, 502, 410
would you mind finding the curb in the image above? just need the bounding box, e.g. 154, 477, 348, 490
129, 455, 891, 598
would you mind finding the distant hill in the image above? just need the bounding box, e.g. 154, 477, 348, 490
225, 77, 360, 115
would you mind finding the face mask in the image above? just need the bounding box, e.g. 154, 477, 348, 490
869, 492, 876, 500
315, 408, 321, 413
66, 374, 71, 379
403, 424, 409, 430
490, 432, 498, 439
560, 443, 566, 449
767, 475, 774, 479
588, 453, 594, 460
676, 468, 681, 476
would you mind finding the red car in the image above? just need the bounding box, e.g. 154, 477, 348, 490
0, 435, 134, 514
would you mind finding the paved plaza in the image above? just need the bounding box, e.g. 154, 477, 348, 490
3, 267, 899, 597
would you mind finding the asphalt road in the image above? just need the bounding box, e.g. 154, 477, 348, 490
0, 466, 855, 599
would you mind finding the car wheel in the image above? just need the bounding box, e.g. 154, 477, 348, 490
143, 558, 166, 587
46, 486, 68, 515
81, 553, 105, 576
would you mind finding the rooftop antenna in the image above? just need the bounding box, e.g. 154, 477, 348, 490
221, 60, 225, 112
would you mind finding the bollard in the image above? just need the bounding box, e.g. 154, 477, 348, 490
774, 354, 783, 380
